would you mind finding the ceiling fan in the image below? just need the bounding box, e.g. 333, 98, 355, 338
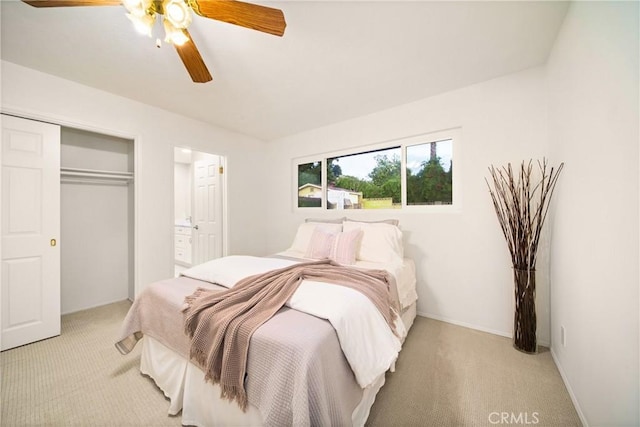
22, 0, 287, 83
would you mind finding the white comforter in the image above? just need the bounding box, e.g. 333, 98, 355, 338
277, 249, 418, 310
181, 255, 406, 388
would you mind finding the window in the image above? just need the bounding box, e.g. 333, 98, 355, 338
406, 139, 452, 205
327, 147, 401, 209
294, 129, 459, 211
297, 162, 322, 208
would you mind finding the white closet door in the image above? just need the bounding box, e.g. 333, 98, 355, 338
192, 157, 222, 265
1, 115, 61, 351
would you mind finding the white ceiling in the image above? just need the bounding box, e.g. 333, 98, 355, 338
1, 1, 569, 141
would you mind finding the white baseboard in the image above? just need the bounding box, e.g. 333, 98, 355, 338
416, 310, 550, 347
550, 348, 589, 427
61, 297, 130, 316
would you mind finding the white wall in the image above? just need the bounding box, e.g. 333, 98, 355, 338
1, 60, 269, 294
60, 127, 133, 314
547, 2, 639, 426
265, 66, 551, 343
60, 184, 131, 313
174, 162, 191, 222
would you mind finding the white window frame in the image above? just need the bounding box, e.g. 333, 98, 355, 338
292, 128, 461, 213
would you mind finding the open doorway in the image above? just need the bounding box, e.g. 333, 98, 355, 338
174, 147, 225, 276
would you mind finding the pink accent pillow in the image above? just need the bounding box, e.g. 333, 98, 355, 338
329, 229, 363, 265
305, 228, 363, 265
305, 228, 336, 259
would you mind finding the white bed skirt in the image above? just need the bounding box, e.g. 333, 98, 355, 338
140, 302, 417, 427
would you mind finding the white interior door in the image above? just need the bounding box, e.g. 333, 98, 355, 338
1, 115, 61, 351
192, 156, 223, 265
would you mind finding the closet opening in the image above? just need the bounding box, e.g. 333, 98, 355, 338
174, 147, 225, 276
60, 127, 135, 314
1, 115, 137, 350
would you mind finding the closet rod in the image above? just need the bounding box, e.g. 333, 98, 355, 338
60, 167, 133, 180
61, 178, 130, 186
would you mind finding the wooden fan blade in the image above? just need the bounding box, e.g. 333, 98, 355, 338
190, 0, 286, 37
22, 0, 121, 7
175, 30, 213, 83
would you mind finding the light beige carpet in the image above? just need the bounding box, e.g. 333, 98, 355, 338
366, 317, 581, 427
1, 300, 581, 426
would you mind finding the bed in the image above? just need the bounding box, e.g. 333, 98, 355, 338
116, 219, 418, 426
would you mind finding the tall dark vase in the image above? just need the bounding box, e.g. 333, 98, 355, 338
513, 267, 537, 353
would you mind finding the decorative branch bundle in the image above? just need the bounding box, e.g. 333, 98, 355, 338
486, 159, 564, 271
485, 159, 563, 353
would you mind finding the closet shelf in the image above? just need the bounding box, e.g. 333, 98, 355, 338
60, 167, 134, 185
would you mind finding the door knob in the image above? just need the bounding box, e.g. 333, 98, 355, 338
50, 239, 57, 247
193, 225, 199, 230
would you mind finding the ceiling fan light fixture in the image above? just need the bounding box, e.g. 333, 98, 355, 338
164, 0, 192, 29
163, 18, 189, 46
127, 11, 155, 37
122, 0, 151, 17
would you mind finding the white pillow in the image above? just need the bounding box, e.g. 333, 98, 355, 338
342, 221, 403, 264
290, 222, 342, 253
